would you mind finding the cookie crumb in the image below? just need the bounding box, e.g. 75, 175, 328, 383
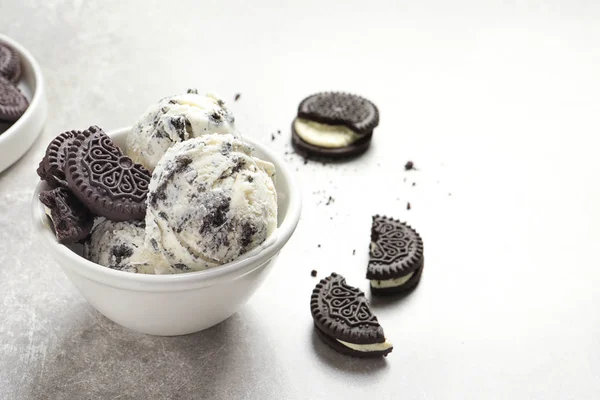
311, 270, 318, 277
271, 134, 276, 141
277, 130, 281, 135
317, 244, 321, 248
404, 161, 414, 171
234, 93, 241, 101
325, 196, 334, 206
412, 182, 416, 186
352, 249, 356, 255
407, 202, 411, 210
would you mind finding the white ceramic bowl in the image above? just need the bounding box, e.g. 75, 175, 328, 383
0, 34, 47, 173
32, 128, 301, 336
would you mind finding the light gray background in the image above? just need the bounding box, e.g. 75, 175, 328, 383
2, 1, 600, 399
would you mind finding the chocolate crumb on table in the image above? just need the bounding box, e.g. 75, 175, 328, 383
407, 202, 411, 210
234, 93, 241, 101
271, 134, 276, 141
317, 244, 321, 248
404, 161, 414, 171
311, 270, 318, 277
325, 196, 334, 206
352, 249, 356, 255
412, 182, 416, 186
277, 130, 281, 135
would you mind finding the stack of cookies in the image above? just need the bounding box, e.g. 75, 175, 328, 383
0, 42, 29, 128
37, 126, 152, 243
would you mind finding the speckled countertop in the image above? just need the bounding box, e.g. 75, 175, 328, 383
2, 1, 600, 399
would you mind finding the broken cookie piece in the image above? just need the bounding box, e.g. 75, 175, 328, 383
39, 187, 94, 244
367, 215, 424, 296
310, 272, 393, 357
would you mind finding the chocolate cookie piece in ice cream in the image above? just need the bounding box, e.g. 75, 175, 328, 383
126, 91, 237, 172
145, 134, 277, 271
84, 219, 174, 274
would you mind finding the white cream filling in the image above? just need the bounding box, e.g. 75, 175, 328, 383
294, 118, 360, 148
371, 271, 415, 288
336, 339, 393, 352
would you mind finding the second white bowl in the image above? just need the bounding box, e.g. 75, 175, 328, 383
0, 34, 47, 173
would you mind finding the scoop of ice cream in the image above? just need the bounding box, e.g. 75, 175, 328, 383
145, 134, 277, 271
126, 91, 237, 171
84, 219, 174, 274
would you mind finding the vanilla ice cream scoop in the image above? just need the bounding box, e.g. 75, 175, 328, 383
145, 134, 277, 271
126, 90, 237, 171
84, 219, 174, 274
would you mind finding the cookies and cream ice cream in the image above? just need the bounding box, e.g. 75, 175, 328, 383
145, 134, 277, 271
84, 219, 174, 274
126, 90, 237, 171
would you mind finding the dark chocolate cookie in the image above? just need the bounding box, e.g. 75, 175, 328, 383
39, 187, 94, 243
0, 120, 11, 135
0, 43, 21, 83
0, 76, 28, 122
310, 272, 393, 358
37, 130, 80, 188
65, 126, 151, 221
298, 92, 379, 135
367, 215, 424, 296
292, 92, 378, 159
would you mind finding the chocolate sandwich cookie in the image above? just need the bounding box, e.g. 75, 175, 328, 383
37, 130, 80, 188
0, 43, 21, 83
292, 92, 379, 159
311, 273, 393, 358
0, 76, 28, 122
367, 215, 424, 296
66, 126, 151, 221
39, 187, 94, 243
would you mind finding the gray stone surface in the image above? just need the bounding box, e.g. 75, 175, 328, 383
2, 1, 600, 399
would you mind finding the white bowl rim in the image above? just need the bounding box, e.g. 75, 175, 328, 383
32, 127, 302, 288
0, 34, 45, 148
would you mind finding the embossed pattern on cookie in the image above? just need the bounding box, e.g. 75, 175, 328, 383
368, 215, 424, 296
0, 76, 28, 122
37, 130, 79, 187
66, 126, 151, 221
310, 272, 393, 357
0, 43, 21, 83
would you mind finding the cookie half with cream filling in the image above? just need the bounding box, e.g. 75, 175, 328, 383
292, 92, 378, 158
367, 215, 424, 295
311, 272, 393, 358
